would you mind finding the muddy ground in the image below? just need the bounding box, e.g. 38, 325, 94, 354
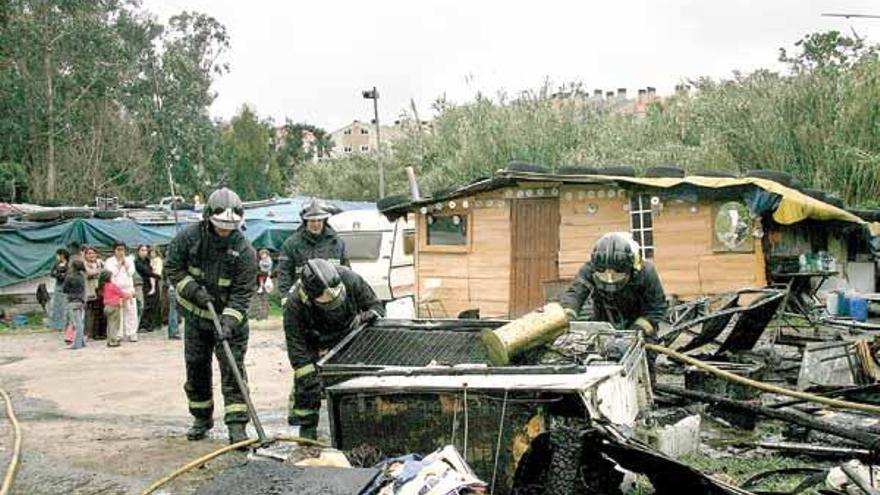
0, 317, 329, 495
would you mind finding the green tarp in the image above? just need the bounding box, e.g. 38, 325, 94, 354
0, 218, 295, 287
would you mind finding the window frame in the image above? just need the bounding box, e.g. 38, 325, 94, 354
337, 230, 384, 261
630, 194, 654, 259
419, 211, 472, 253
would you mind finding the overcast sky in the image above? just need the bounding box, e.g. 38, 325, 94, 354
142, 0, 880, 131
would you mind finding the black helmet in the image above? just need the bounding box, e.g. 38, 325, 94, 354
590, 232, 641, 293
299, 259, 346, 309
300, 199, 339, 221
204, 188, 244, 230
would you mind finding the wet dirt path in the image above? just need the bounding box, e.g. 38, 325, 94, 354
0, 319, 304, 494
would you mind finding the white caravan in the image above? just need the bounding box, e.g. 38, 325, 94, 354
328, 210, 414, 302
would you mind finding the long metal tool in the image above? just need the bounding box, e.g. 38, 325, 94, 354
206, 302, 269, 446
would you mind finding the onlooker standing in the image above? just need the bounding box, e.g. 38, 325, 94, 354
48, 248, 70, 331
135, 244, 160, 332
105, 241, 138, 342
83, 246, 106, 340
99, 270, 132, 347
150, 246, 166, 329
63, 259, 87, 349
68, 240, 84, 264
257, 249, 273, 293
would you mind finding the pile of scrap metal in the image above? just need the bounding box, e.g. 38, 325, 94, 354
315, 304, 755, 494
651, 286, 880, 494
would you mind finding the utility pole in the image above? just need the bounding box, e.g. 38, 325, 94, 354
362, 86, 384, 198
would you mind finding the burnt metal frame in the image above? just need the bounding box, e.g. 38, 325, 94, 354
659, 287, 788, 355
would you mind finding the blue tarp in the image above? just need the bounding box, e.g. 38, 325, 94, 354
0, 197, 374, 287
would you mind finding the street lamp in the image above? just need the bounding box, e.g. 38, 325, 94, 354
362, 86, 384, 198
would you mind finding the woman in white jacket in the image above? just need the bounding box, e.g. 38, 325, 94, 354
104, 241, 139, 342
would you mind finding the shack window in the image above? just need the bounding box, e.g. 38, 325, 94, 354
426, 214, 467, 246
630, 195, 654, 258
338, 231, 383, 260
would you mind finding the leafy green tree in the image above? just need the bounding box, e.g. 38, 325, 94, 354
217, 104, 283, 200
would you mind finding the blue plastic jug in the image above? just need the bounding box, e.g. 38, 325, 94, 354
849, 295, 869, 322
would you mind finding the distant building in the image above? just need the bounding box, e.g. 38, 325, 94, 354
328, 119, 426, 158
550, 86, 666, 117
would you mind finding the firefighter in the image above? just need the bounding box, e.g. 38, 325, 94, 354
165, 187, 258, 444
276, 199, 349, 305
559, 232, 667, 375
284, 258, 384, 439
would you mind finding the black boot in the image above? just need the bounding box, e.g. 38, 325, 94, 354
186, 417, 213, 441
298, 424, 318, 440
227, 422, 249, 445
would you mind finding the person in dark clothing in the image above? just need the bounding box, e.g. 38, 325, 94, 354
165, 187, 257, 445
135, 244, 160, 332
49, 248, 70, 331
559, 232, 667, 377
284, 258, 384, 439
277, 199, 349, 306
83, 246, 106, 340
63, 260, 87, 349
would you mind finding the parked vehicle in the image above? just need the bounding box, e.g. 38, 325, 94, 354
328, 209, 414, 301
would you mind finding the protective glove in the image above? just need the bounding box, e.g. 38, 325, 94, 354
350, 309, 380, 330
628, 317, 655, 339
217, 314, 238, 340
192, 285, 212, 309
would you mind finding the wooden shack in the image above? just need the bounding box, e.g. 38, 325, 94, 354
384, 168, 873, 318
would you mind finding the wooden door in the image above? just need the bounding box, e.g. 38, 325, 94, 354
510, 198, 560, 317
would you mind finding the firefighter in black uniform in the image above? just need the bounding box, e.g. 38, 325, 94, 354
277, 199, 349, 306
560, 232, 667, 376
165, 187, 258, 444
284, 258, 384, 439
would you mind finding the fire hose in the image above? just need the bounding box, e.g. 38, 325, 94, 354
138, 435, 328, 495
0, 388, 22, 495
646, 343, 880, 414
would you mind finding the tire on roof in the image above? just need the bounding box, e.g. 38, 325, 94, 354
376, 193, 410, 211
745, 169, 793, 187
597, 165, 637, 177
558, 165, 600, 175
644, 166, 686, 178
802, 189, 828, 202
62, 208, 94, 219
825, 195, 845, 208
691, 169, 738, 178
94, 209, 126, 219
506, 161, 550, 174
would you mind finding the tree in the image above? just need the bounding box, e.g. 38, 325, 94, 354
217, 104, 283, 200
274, 119, 332, 185
139, 11, 230, 201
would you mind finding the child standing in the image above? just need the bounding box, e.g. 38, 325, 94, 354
62, 260, 87, 349
99, 270, 131, 347
48, 248, 69, 331
257, 249, 273, 293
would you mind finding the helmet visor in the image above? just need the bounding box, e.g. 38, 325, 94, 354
593, 269, 629, 286
209, 207, 243, 230
315, 284, 343, 304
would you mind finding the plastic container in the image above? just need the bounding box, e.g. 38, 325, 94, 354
849, 295, 869, 322
825, 293, 839, 316
837, 291, 849, 317
12, 314, 28, 327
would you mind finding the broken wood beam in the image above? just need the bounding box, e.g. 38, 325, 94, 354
654, 384, 880, 452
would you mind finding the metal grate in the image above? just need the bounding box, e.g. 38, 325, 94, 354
328, 327, 491, 366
